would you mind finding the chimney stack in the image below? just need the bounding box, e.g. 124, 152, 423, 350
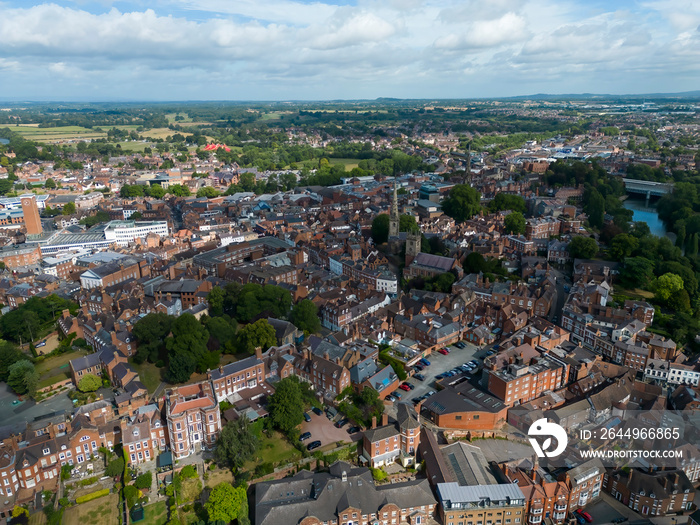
255, 346, 263, 360
382, 413, 389, 426
371, 416, 377, 429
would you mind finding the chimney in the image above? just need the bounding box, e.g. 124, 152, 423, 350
111, 331, 118, 345
255, 346, 263, 360
382, 413, 389, 426
323, 351, 330, 360
218, 365, 223, 375
371, 416, 377, 429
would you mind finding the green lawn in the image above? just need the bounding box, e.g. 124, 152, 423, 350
130, 361, 164, 394
35, 350, 88, 376
141, 501, 168, 525
298, 158, 361, 170
37, 371, 70, 389
63, 493, 118, 525
244, 420, 301, 471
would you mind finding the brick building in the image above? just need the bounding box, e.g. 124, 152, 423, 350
165, 381, 221, 459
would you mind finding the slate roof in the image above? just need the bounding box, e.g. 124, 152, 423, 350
255, 461, 436, 525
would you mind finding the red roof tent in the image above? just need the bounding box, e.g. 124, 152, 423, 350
204, 143, 231, 152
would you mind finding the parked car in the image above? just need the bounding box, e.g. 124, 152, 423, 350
455, 342, 466, 349
36, 340, 46, 348
307, 440, 322, 451
414, 362, 424, 371
335, 418, 349, 428
311, 406, 323, 416
347, 426, 360, 435
574, 514, 586, 525
469, 360, 478, 366
427, 390, 436, 397
575, 509, 593, 523
415, 373, 425, 381
303, 412, 311, 422
392, 390, 402, 399
435, 373, 445, 380
486, 350, 495, 356
399, 384, 411, 391
299, 432, 311, 441
438, 348, 449, 355
411, 397, 422, 405
420, 358, 431, 366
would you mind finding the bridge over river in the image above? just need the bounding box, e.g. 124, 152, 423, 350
622, 178, 673, 201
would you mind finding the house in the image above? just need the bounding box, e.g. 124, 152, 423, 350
421, 385, 508, 431
603, 469, 694, 517
254, 461, 437, 525
267, 318, 301, 345
360, 404, 421, 468
349, 357, 399, 400
436, 483, 526, 525
208, 348, 265, 402
165, 381, 221, 459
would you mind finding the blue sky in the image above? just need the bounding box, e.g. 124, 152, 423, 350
0, 0, 699, 101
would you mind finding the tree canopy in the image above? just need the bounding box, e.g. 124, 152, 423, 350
290, 299, 321, 334
235, 319, 276, 355
205, 483, 247, 524
567, 236, 598, 260
441, 184, 481, 222
267, 377, 305, 435
488, 193, 526, 213
214, 418, 259, 470
504, 212, 526, 235
165, 313, 216, 382
77, 373, 101, 393
7, 360, 39, 396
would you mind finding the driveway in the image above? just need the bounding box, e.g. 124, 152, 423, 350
299, 410, 361, 448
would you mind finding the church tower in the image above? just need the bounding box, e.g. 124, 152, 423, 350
405, 231, 421, 267
389, 178, 399, 240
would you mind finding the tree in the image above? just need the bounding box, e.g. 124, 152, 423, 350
62, 202, 76, 215
203, 316, 238, 353
463, 252, 487, 274
77, 373, 101, 393
240, 173, 256, 192
235, 319, 276, 355
165, 313, 214, 380
146, 185, 165, 199
567, 236, 598, 260
130, 211, 143, 220
44, 178, 56, 189
7, 360, 39, 396
609, 233, 639, 261
620, 257, 655, 288
208, 287, 225, 317
105, 457, 124, 477
132, 312, 172, 365
214, 418, 259, 470
267, 377, 304, 434
167, 184, 191, 197
668, 288, 691, 312
504, 212, 526, 235
653, 273, 684, 302
441, 185, 481, 222
290, 299, 321, 334
0, 341, 27, 382
488, 193, 526, 213
134, 472, 152, 490
205, 483, 246, 524
196, 186, 220, 198
583, 187, 605, 228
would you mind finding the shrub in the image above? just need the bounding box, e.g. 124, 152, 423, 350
75, 488, 109, 504
180, 464, 197, 479
254, 463, 274, 477
134, 472, 152, 490
370, 467, 387, 482
58, 497, 70, 507
79, 476, 98, 487
123, 485, 140, 508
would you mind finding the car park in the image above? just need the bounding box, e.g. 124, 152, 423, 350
307, 440, 322, 451
311, 407, 323, 416
335, 418, 349, 428
347, 426, 361, 434
415, 373, 425, 381
299, 432, 311, 441
304, 412, 311, 422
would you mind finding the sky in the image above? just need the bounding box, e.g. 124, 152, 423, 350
0, 0, 699, 101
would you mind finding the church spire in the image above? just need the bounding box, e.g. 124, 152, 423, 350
389, 177, 399, 240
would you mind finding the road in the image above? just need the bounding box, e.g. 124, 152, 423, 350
549, 266, 571, 324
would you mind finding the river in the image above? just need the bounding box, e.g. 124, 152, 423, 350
622, 197, 675, 242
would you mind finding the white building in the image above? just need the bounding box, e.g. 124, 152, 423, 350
103, 220, 169, 246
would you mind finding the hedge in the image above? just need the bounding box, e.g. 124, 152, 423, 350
76, 488, 110, 504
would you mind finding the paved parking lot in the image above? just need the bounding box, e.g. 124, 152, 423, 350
388, 342, 487, 409
299, 410, 361, 448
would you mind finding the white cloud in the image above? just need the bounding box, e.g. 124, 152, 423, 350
0, 0, 699, 99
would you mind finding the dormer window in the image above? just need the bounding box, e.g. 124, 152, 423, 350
133, 429, 139, 437
80, 436, 89, 442
42, 448, 50, 456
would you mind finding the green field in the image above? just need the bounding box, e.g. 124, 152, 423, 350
4, 124, 107, 142
131, 360, 163, 394
298, 157, 361, 170
37, 370, 70, 389
63, 492, 119, 525
141, 500, 168, 525
244, 420, 301, 471
35, 349, 87, 376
